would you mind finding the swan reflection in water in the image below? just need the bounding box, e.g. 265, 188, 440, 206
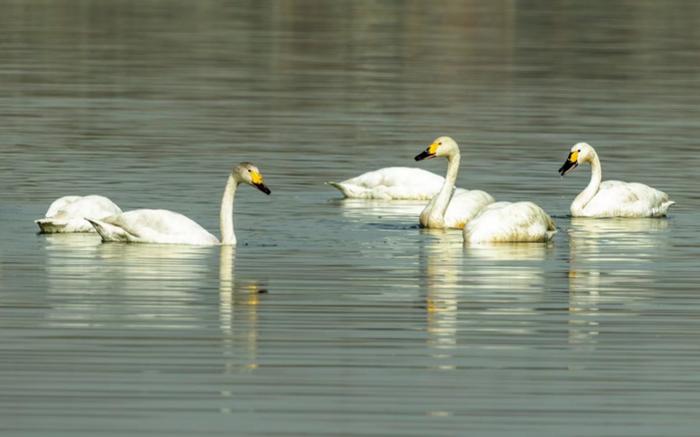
44, 236, 211, 328
567, 217, 670, 346
219, 245, 266, 376
218, 245, 268, 414
419, 230, 550, 370
335, 199, 426, 222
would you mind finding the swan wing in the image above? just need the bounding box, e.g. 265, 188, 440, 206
329, 167, 445, 199
585, 180, 674, 217
465, 201, 556, 243
100, 209, 219, 245
443, 189, 495, 228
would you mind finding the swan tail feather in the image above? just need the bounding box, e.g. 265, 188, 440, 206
86, 218, 130, 242
545, 228, 558, 241
327, 181, 361, 198
35, 218, 68, 233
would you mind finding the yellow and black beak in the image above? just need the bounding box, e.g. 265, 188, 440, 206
251, 171, 271, 195
558, 151, 579, 176
415, 142, 439, 161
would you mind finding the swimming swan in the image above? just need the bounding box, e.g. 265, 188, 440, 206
328, 167, 446, 200
558, 142, 674, 217
463, 201, 557, 243
87, 163, 271, 245
414, 136, 494, 229
36, 195, 122, 233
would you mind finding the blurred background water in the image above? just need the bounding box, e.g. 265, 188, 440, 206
1, 1, 700, 436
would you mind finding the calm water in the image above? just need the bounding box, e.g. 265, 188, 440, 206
2, 1, 700, 436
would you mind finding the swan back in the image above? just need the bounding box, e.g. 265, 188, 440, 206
329, 167, 445, 199
98, 209, 219, 245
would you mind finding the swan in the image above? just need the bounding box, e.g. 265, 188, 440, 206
414, 136, 494, 228
87, 163, 271, 245
558, 142, 674, 217
35, 195, 122, 233
327, 167, 446, 200
463, 201, 557, 243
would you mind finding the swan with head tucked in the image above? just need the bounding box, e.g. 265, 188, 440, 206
35, 195, 122, 233
414, 136, 495, 228
328, 167, 447, 200
463, 201, 557, 243
87, 163, 270, 245
558, 142, 674, 217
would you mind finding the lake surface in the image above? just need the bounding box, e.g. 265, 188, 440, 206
2, 1, 700, 436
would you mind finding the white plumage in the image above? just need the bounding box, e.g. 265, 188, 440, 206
414, 136, 495, 229
35, 195, 122, 233
559, 142, 674, 217
328, 167, 445, 200
87, 163, 271, 246
464, 201, 557, 243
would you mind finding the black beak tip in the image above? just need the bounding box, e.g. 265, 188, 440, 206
256, 183, 271, 195
414, 151, 433, 161
558, 161, 577, 176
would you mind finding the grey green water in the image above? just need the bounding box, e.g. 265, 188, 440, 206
2, 1, 700, 436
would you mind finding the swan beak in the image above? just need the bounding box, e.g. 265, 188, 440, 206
254, 183, 271, 195
415, 142, 439, 161
250, 171, 271, 195
558, 151, 579, 176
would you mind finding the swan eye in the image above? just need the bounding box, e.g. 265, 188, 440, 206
438, 142, 442, 145
248, 169, 252, 173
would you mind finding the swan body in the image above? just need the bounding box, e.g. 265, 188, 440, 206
35, 195, 122, 233
328, 167, 446, 200
88, 163, 270, 245
559, 142, 674, 217
414, 136, 494, 229
464, 201, 557, 243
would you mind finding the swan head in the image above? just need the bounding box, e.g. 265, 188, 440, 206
558, 142, 594, 176
415, 136, 459, 161
234, 162, 271, 195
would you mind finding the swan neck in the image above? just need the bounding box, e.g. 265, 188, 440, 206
220, 174, 238, 245
573, 153, 602, 213
433, 152, 460, 218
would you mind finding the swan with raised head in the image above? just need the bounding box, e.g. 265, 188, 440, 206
414, 136, 495, 229
558, 142, 674, 217
87, 163, 270, 245
328, 167, 446, 200
35, 195, 122, 233
463, 201, 557, 243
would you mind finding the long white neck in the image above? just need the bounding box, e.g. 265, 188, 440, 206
422, 151, 460, 226
572, 152, 601, 214
219, 174, 238, 245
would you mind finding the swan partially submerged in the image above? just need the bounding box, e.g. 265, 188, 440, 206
35, 195, 122, 233
88, 163, 270, 245
328, 167, 446, 200
558, 142, 674, 217
414, 136, 494, 229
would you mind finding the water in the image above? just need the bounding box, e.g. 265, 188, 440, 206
2, 1, 700, 435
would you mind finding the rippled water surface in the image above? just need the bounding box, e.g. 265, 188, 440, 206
2, 1, 700, 436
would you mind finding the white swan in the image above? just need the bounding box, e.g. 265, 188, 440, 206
414, 136, 494, 229
463, 201, 557, 243
558, 142, 674, 217
328, 167, 446, 200
35, 195, 122, 233
87, 163, 270, 245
